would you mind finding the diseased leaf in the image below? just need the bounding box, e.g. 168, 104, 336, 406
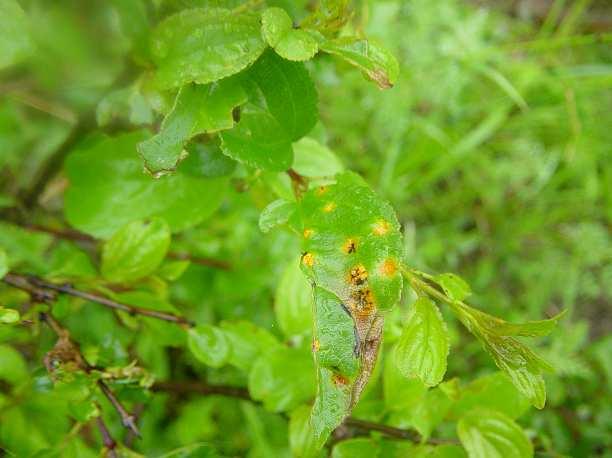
248, 347, 315, 412
188, 324, 231, 368
0, 0, 34, 69
261, 7, 319, 61
64, 131, 228, 238
275, 258, 314, 337
151, 8, 266, 89
101, 218, 171, 283
457, 408, 533, 458
435, 273, 471, 302
394, 297, 450, 387
138, 78, 247, 175
292, 137, 344, 177
259, 199, 296, 233
320, 37, 399, 89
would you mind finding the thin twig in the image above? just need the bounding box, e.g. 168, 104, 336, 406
3, 272, 194, 327
152, 380, 457, 444
39, 312, 141, 439
95, 415, 118, 458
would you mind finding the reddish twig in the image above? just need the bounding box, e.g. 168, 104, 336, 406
3, 273, 194, 327
95, 415, 118, 458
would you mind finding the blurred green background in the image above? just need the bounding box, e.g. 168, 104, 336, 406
0, 0, 610, 457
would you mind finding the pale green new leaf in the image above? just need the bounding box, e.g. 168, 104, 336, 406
101, 218, 170, 283
64, 131, 228, 238
261, 7, 319, 61
320, 37, 399, 89
292, 137, 344, 177
457, 408, 533, 458
152, 8, 266, 89
0, 307, 20, 325
187, 324, 231, 368
435, 273, 471, 301
0, 0, 34, 69
394, 297, 450, 387
259, 199, 296, 233
138, 79, 247, 175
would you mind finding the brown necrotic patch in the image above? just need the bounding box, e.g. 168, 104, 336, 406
343, 238, 358, 254
349, 288, 376, 318
312, 339, 320, 352
316, 186, 328, 196
348, 264, 368, 286
332, 373, 349, 386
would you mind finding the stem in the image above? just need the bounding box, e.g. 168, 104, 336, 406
3, 273, 194, 327
95, 415, 118, 458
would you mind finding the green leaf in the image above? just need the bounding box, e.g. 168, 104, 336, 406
138, 79, 247, 175
64, 131, 228, 238
0, 344, 28, 385
220, 321, 281, 371
383, 349, 427, 411
181, 141, 237, 178
394, 297, 450, 387
457, 408, 533, 458
219, 50, 317, 170
0, 307, 20, 325
220, 105, 294, 171
0, 0, 34, 69
289, 405, 323, 458
261, 8, 319, 61
451, 302, 553, 408
101, 218, 171, 283
249, 347, 315, 412
332, 438, 379, 458
292, 137, 344, 177
434, 273, 471, 302
449, 372, 530, 420
491, 310, 567, 337
0, 222, 53, 273
259, 199, 296, 233
151, 8, 266, 89
0, 248, 7, 278
275, 258, 314, 337
320, 37, 399, 89
187, 325, 231, 368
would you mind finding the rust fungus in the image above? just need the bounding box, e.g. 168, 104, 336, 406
303, 228, 314, 239
350, 288, 376, 318
342, 238, 357, 254
332, 373, 349, 386
379, 259, 398, 277
372, 219, 390, 235
323, 202, 336, 213
348, 264, 368, 286
301, 252, 314, 267
316, 186, 328, 196
312, 339, 320, 352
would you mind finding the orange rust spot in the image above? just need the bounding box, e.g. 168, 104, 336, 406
348, 264, 368, 286
301, 252, 314, 267
303, 228, 314, 239
349, 288, 376, 318
323, 202, 336, 213
372, 219, 390, 235
312, 339, 320, 352
379, 259, 398, 276
332, 373, 349, 386
342, 238, 357, 254
316, 186, 328, 196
